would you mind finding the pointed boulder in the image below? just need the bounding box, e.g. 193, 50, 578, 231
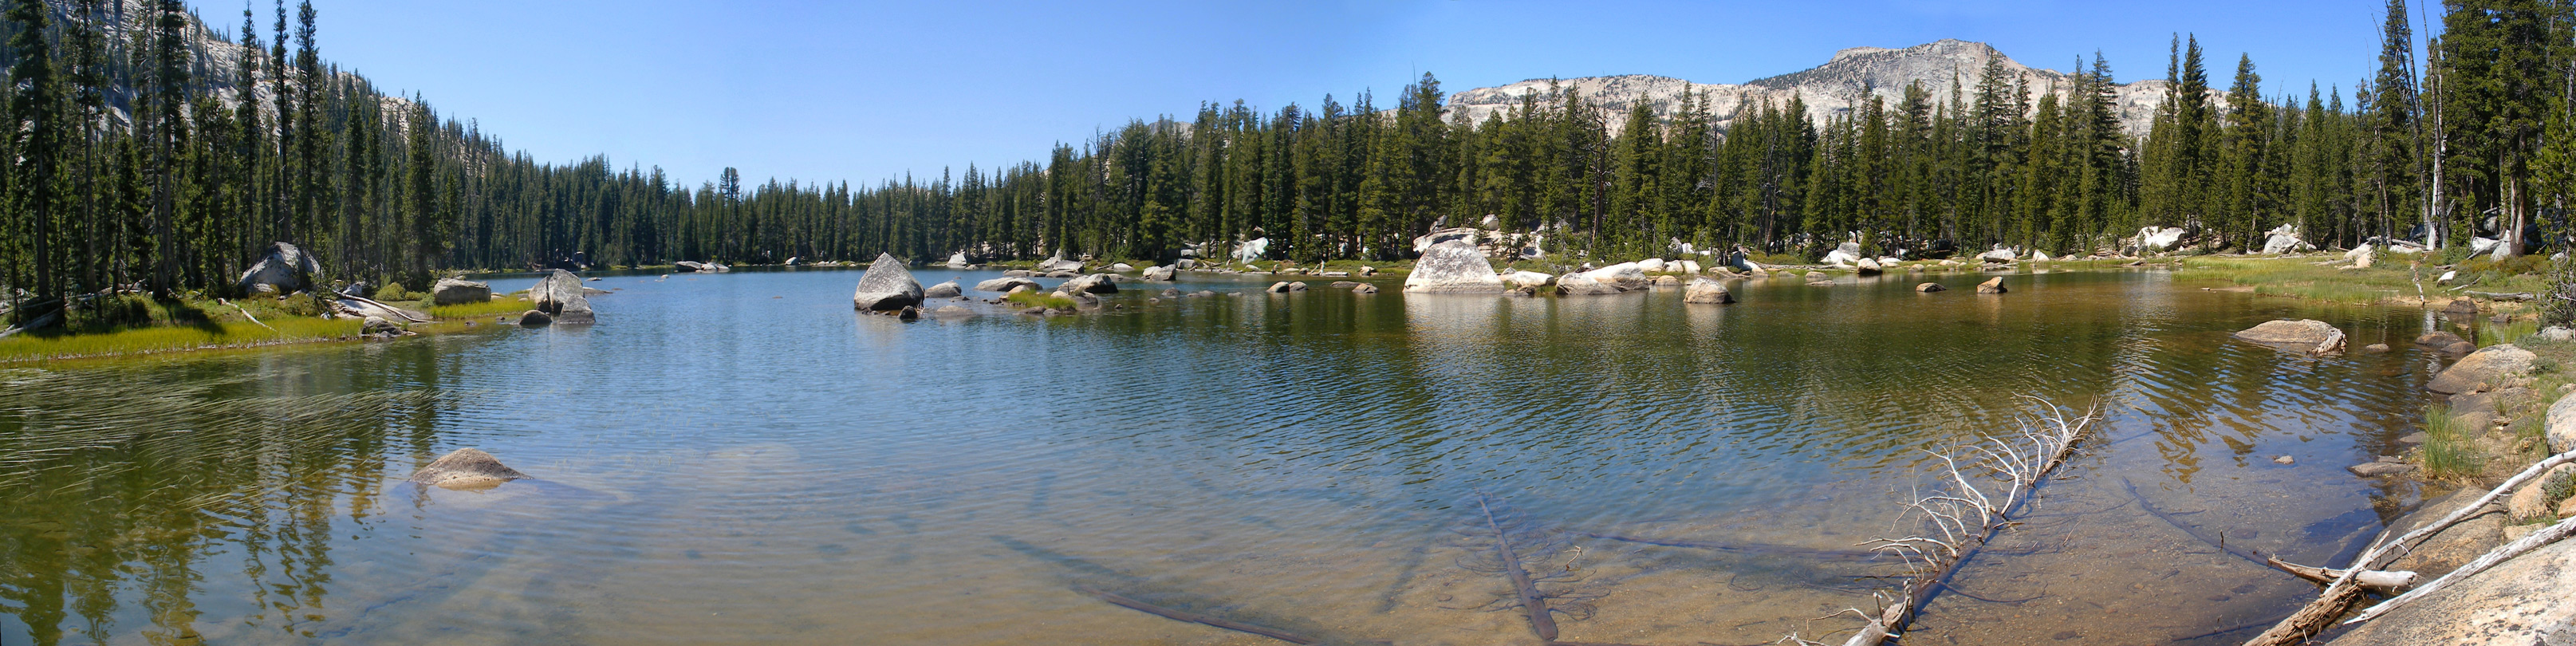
853, 253, 924, 311
527, 270, 596, 324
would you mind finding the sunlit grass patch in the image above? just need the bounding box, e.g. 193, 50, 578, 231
0, 317, 361, 363
2419, 404, 2483, 479
428, 297, 534, 320
1003, 291, 1077, 311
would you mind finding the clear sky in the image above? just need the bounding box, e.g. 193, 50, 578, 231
183, 0, 2413, 189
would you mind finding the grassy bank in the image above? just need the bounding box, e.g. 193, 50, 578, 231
0, 293, 527, 364
2173, 254, 2547, 305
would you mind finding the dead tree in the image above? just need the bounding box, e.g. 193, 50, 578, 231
1792, 398, 2099, 646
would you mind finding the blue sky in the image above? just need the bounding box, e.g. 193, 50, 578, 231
184, 0, 2409, 188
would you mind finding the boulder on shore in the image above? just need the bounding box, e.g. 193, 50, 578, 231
2333, 486, 2570, 646
851, 252, 925, 311
1578, 262, 1649, 290
1682, 278, 1734, 304
1404, 240, 1507, 293
946, 252, 971, 268
237, 242, 323, 295
922, 280, 963, 299
408, 447, 529, 490
2233, 319, 2348, 355
431, 278, 492, 305
1501, 270, 1554, 289
527, 270, 596, 324
2427, 345, 2536, 395
1854, 258, 1883, 274
2551, 392, 2576, 454
1037, 253, 1085, 274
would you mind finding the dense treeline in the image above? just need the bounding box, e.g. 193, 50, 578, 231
0, 0, 2570, 311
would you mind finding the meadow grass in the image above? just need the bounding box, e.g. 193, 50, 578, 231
1003, 291, 1078, 310
0, 317, 362, 363
2419, 404, 2484, 479
428, 297, 535, 320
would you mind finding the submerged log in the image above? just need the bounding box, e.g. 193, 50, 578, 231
2122, 477, 2271, 569
1574, 532, 1879, 560
1071, 585, 1320, 644
1479, 493, 1559, 641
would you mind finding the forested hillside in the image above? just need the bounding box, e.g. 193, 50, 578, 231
0, 0, 2565, 309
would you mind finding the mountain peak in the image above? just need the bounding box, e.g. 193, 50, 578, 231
1448, 40, 2167, 137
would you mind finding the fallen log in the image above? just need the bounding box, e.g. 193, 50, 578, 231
2240, 449, 2576, 645
1826, 399, 2100, 646
2463, 290, 2537, 301
2342, 511, 2576, 625
1072, 585, 1320, 644
2262, 555, 2416, 594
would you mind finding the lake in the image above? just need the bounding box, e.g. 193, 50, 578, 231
0, 266, 2455, 645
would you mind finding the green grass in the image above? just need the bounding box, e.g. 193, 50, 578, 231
2420, 404, 2484, 479
427, 297, 534, 320
1004, 291, 1078, 310
2480, 319, 2540, 347
2172, 257, 2444, 305
0, 317, 362, 363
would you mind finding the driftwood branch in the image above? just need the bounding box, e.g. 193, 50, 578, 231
2342, 512, 2576, 625
2463, 290, 2537, 301
1827, 398, 2100, 646
2241, 449, 2576, 645
2262, 556, 2416, 594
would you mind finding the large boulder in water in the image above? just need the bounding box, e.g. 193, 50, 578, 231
1404, 240, 1506, 293
2428, 345, 2537, 395
236, 242, 322, 295
527, 270, 596, 324
975, 277, 1038, 293
431, 278, 491, 305
853, 253, 925, 310
2232, 319, 2346, 355
922, 280, 963, 299
1682, 278, 1734, 304
408, 447, 529, 490
1059, 273, 1119, 295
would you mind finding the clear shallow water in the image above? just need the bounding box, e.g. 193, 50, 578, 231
0, 267, 2460, 645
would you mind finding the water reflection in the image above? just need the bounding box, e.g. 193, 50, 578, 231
0, 269, 2455, 645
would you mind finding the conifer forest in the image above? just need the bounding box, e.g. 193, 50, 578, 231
1, 0, 2570, 306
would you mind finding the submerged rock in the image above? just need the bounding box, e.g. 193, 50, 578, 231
1682, 278, 1733, 304
409, 448, 529, 490
1404, 240, 1507, 293
852, 253, 925, 311
2348, 461, 2417, 477
2428, 345, 2535, 395
1351, 283, 1379, 294
2233, 319, 2348, 355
